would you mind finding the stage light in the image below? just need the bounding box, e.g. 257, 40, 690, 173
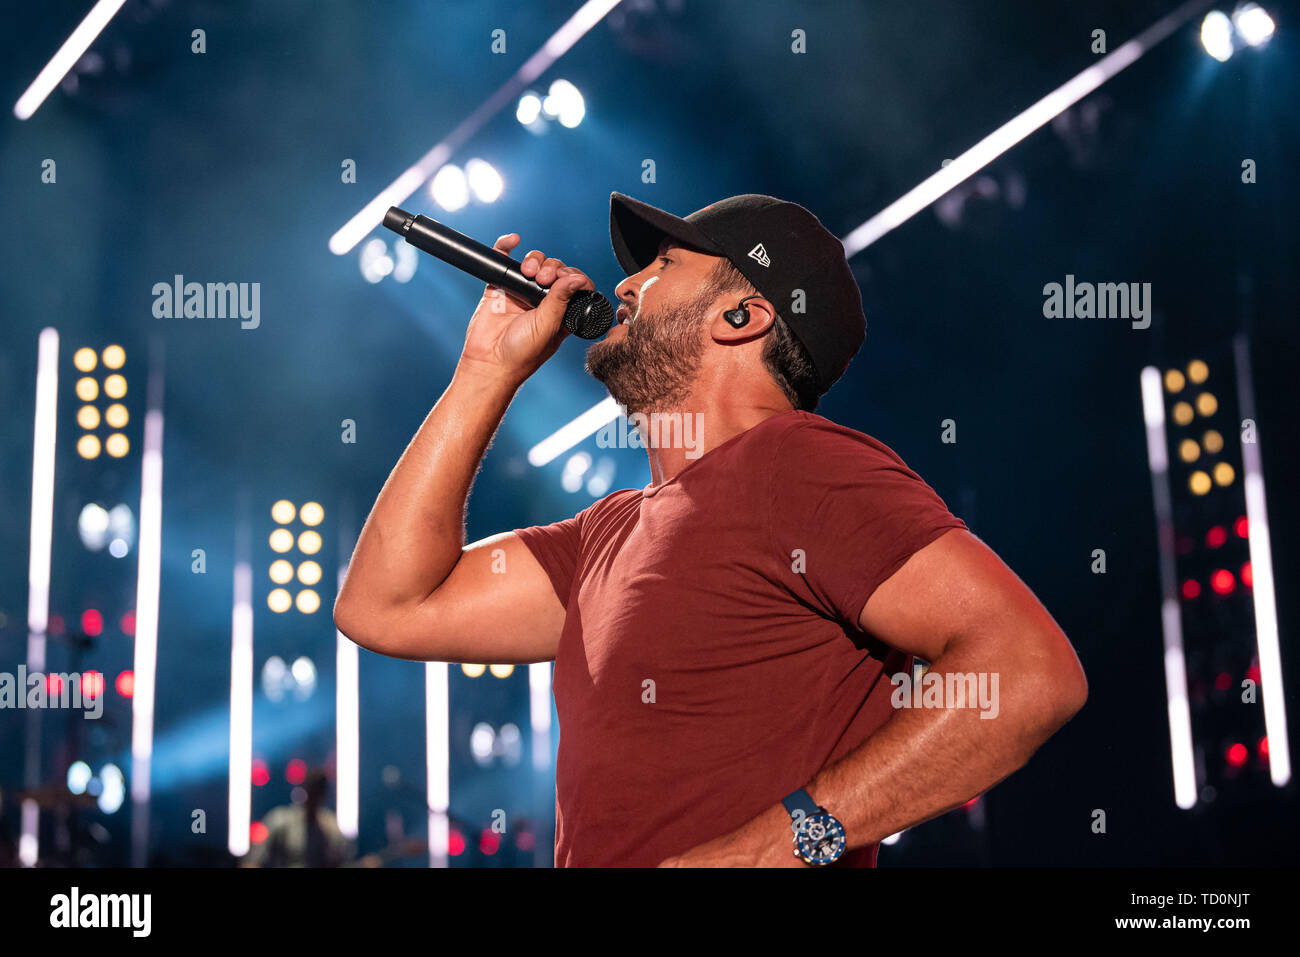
297, 560, 322, 586
116, 670, 134, 697
466, 159, 504, 203
586, 456, 616, 497
1164, 369, 1185, 392
104, 374, 126, 399
252, 760, 270, 787
1178, 439, 1199, 463
562, 451, 592, 493
1240, 561, 1252, 587
268, 588, 292, 613
121, 610, 136, 635
78, 503, 110, 550
47, 674, 64, 695
1226, 743, 1248, 767
269, 529, 294, 552
77, 405, 100, 429
270, 559, 294, 584
299, 502, 324, 526
391, 240, 417, 282
1203, 429, 1224, 453
67, 761, 92, 795
479, 831, 501, 855
1201, 11, 1235, 60
359, 237, 395, 284
98, 764, 124, 813
105, 403, 128, 428
1211, 569, 1236, 595
108, 538, 127, 558
1235, 515, 1249, 538
1196, 392, 1218, 417
489, 664, 514, 678
102, 345, 125, 369
516, 92, 542, 125
1187, 359, 1209, 384
1189, 470, 1211, 495
81, 608, 103, 636
1181, 579, 1201, 600
448, 830, 466, 856
291, 657, 317, 699
298, 530, 322, 555
1172, 401, 1194, 426
470, 722, 496, 765
271, 500, 296, 524
80, 670, 104, 699
74, 348, 97, 372
1233, 3, 1275, 46
286, 758, 307, 785
1206, 526, 1227, 548
250, 821, 269, 845
295, 589, 320, 614
461, 663, 486, 678
430, 164, 469, 212
262, 656, 288, 701
1215, 671, 1232, 691
497, 722, 522, 767
545, 79, 585, 128
105, 433, 129, 458
76, 377, 98, 401
12, 0, 129, 119
1214, 462, 1235, 486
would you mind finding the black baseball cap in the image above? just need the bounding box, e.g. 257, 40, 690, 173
608, 192, 866, 397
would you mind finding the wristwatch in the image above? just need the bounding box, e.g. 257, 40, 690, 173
782, 788, 846, 865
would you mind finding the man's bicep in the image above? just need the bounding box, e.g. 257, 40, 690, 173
857, 528, 1074, 667
390, 532, 567, 664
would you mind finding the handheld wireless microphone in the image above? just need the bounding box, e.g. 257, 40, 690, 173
382, 207, 615, 339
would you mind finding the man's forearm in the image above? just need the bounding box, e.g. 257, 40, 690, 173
336, 360, 519, 620
806, 638, 1082, 852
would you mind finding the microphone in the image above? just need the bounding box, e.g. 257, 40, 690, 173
382, 207, 614, 339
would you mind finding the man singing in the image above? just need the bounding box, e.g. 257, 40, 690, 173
334, 192, 1087, 867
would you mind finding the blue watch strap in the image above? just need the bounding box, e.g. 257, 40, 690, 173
782, 787, 821, 819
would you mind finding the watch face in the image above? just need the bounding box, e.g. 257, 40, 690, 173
793, 812, 846, 865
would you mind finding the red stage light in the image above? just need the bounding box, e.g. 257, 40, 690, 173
48, 614, 65, 635
448, 830, 466, 856
1205, 526, 1227, 548
1259, 737, 1269, 758
479, 831, 500, 855
1181, 579, 1201, 600
1241, 562, 1252, 588
1214, 672, 1231, 692
286, 758, 307, 785
1246, 664, 1261, 684
1234, 515, 1249, 538
1225, 743, 1248, 767
120, 611, 136, 636
516, 831, 536, 852
81, 609, 103, 636
80, 671, 104, 699
252, 759, 270, 787
47, 673, 63, 695
116, 670, 134, 698
250, 821, 269, 844
1210, 569, 1235, 595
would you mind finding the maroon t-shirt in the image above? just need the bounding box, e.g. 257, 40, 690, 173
512, 410, 967, 867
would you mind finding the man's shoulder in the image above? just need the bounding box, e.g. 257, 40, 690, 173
762, 410, 908, 470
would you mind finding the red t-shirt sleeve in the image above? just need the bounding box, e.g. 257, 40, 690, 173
767, 417, 968, 631
512, 513, 582, 606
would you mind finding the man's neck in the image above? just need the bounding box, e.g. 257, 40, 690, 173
635, 393, 795, 487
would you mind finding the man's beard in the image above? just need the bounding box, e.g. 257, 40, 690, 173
584, 289, 711, 414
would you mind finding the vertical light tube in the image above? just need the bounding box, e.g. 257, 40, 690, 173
130, 342, 164, 867
335, 564, 359, 839
1232, 336, 1289, 786
227, 561, 254, 856
21, 328, 59, 866
425, 661, 449, 867
1140, 366, 1198, 809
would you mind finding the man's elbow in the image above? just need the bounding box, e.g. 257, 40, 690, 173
1049, 653, 1088, 723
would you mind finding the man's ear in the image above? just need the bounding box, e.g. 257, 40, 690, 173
710, 296, 776, 343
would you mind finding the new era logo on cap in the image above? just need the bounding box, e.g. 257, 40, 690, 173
747, 243, 771, 267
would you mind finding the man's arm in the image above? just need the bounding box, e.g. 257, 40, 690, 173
660, 527, 1087, 866
334, 236, 595, 663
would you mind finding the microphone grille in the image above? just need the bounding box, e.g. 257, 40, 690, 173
563, 290, 615, 340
